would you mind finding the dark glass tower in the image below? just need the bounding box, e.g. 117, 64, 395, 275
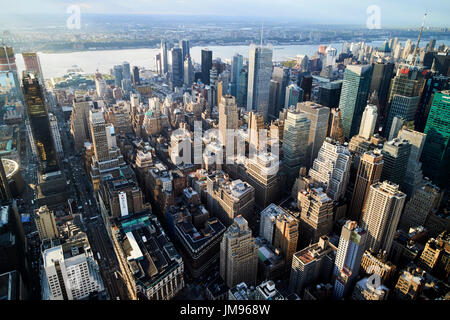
22, 72, 59, 174
370, 62, 394, 121
201, 49, 212, 85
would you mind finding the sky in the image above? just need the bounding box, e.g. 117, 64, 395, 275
1, 0, 449, 27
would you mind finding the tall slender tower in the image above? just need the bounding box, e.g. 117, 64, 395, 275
218, 94, 239, 148
349, 151, 384, 222
333, 220, 367, 300
201, 49, 213, 85
359, 104, 378, 140
360, 181, 406, 255
247, 44, 273, 121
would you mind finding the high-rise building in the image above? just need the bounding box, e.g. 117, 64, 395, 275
201, 49, 213, 85
42, 237, 104, 300
369, 62, 394, 119
94, 73, 106, 98
358, 104, 378, 140
417, 232, 449, 278
297, 187, 333, 248
421, 90, 450, 187
399, 181, 442, 231
34, 205, 59, 241
183, 56, 194, 87
22, 72, 59, 174
247, 44, 273, 121
218, 94, 239, 148
0, 157, 12, 203
272, 66, 290, 111
132, 66, 140, 87
220, 216, 258, 288
282, 109, 310, 187
231, 54, 243, 97
179, 39, 190, 61
289, 236, 337, 295
348, 151, 383, 222
332, 220, 367, 299
380, 138, 411, 187
338, 65, 373, 139
22, 52, 43, 79
384, 64, 427, 136
49, 113, 63, 157
170, 48, 183, 89
285, 83, 303, 108
236, 67, 248, 108
70, 96, 92, 152
360, 181, 406, 255
0, 45, 17, 71
394, 267, 425, 300
298, 102, 330, 168
318, 81, 342, 109
160, 40, 169, 75
309, 138, 352, 201
351, 277, 389, 300
113, 64, 123, 88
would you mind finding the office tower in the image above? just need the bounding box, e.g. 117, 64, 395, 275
328, 109, 345, 143
399, 181, 441, 231
259, 203, 287, 243
49, 113, 63, 157
179, 39, 190, 61
360, 181, 406, 255
384, 64, 427, 136
113, 64, 123, 88
155, 53, 162, 75
297, 187, 333, 248
272, 66, 290, 110
359, 104, 378, 140
42, 237, 104, 300
388, 116, 405, 141
70, 96, 92, 152
220, 216, 258, 288
218, 94, 239, 148
254, 280, 285, 300
160, 40, 169, 74
22, 52, 43, 79
285, 83, 303, 108
369, 62, 394, 119
397, 127, 426, 197
231, 54, 243, 97
298, 102, 330, 167
394, 267, 425, 300
381, 138, 411, 187
236, 68, 248, 108
247, 44, 273, 121
332, 221, 367, 300
34, 205, 59, 241
0, 270, 28, 300
273, 213, 299, 270
352, 277, 389, 300
349, 151, 383, 222
325, 46, 337, 68
22, 72, 59, 173
170, 48, 183, 88
94, 73, 106, 98
421, 90, 450, 187
269, 80, 281, 119
248, 111, 265, 152
201, 49, 213, 85
338, 65, 373, 139
309, 138, 352, 201
318, 80, 343, 109
183, 56, 194, 87
206, 172, 255, 227
289, 236, 337, 295
418, 232, 449, 277
299, 75, 313, 101
282, 109, 310, 187
0, 45, 16, 71
132, 66, 140, 86
122, 61, 131, 81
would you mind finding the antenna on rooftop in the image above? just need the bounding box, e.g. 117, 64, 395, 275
413, 12, 427, 65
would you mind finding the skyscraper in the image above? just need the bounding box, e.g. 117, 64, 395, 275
360, 181, 406, 255
231, 53, 243, 97
220, 216, 258, 288
247, 44, 273, 121
160, 40, 169, 75
201, 49, 213, 85
218, 95, 239, 148
358, 104, 378, 140
380, 138, 411, 187
348, 151, 384, 222
22, 72, 59, 174
179, 39, 190, 61
318, 80, 343, 109
328, 108, 345, 144
170, 47, 183, 88
421, 90, 450, 187
369, 62, 394, 120
282, 109, 311, 187
298, 101, 330, 168
70, 96, 92, 152
333, 220, 367, 300
34, 205, 59, 241
309, 138, 352, 201
285, 83, 303, 108
113, 65, 123, 88
338, 65, 373, 139
272, 66, 290, 111
22, 52, 43, 79
183, 56, 194, 87
236, 67, 248, 108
